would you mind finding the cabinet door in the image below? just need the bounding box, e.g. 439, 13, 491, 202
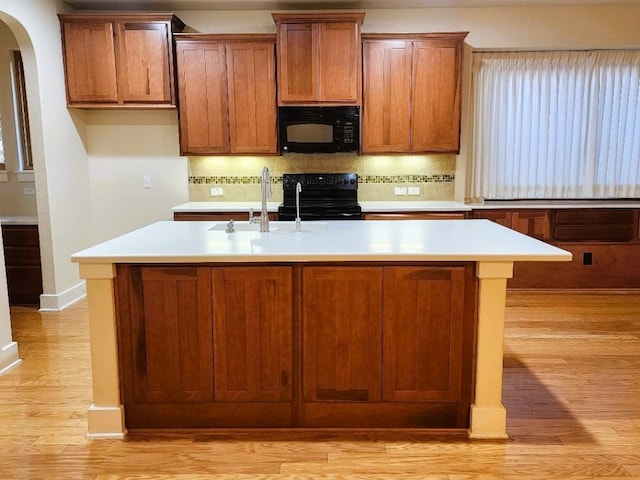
511, 210, 551, 240
318, 22, 360, 103
212, 267, 292, 402
226, 42, 277, 153
62, 21, 118, 103
116, 21, 172, 104
472, 210, 512, 228
411, 39, 463, 152
176, 41, 229, 154
302, 267, 383, 402
277, 23, 318, 103
383, 266, 466, 402
119, 266, 214, 404
362, 41, 412, 153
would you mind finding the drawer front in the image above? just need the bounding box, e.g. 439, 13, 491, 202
3, 246, 41, 265
555, 209, 634, 225
554, 225, 635, 242
2, 225, 40, 246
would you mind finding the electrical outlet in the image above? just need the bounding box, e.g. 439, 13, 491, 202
408, 187, 421, 195
394, 187, 407, 196
23, 187, 36, 195
143, 176, 152, 189
210, 187, 224, 196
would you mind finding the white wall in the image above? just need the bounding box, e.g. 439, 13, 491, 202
0, 0, 93, 313
85, 110, 187, 243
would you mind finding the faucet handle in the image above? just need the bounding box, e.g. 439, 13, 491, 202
225, 219, 235, 233
248, 208, 254, 223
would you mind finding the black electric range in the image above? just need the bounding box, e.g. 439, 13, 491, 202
277, 173, 363, 221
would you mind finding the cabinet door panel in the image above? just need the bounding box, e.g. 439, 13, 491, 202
117, 22, 171, 103
512, 210, 551, 240
62, 21, 118, 103
363, 41, 412, 153
318, 22, 360, 103
383, 267, 465, 402
125, 267, 214, 404
411, 39, 462, 152
303, 267, 383, 402
176, 41, 229, 154
213, 267, 292, 402
277, 23, 318, 103
226, 42, 277, 153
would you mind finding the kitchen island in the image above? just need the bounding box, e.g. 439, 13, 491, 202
71, 219, 570, 439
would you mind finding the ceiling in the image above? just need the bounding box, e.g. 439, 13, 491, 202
62, 0, 640, 11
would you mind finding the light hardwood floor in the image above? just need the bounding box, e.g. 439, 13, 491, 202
1, 291, 639, 479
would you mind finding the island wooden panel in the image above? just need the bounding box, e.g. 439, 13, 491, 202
117, 266, 214, 405
383, 266, 465, 402
212, 267, 293, 402
302, 267, 383, 404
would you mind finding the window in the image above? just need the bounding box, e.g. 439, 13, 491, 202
11, 50, 32, 170
468, 50, 640, 201
0, 114, 5, 170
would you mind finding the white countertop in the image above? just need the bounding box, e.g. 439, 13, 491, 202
71, 219, 571, 264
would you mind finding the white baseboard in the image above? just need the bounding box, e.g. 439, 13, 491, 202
0, 341, 22, 376
39, 281, 86, 311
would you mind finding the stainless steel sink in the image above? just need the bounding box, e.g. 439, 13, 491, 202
209, 221, 328, 233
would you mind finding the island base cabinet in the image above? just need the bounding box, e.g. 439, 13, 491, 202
115, 263, 476, 430
300, 264, 476, 429
116, 265, 293, 429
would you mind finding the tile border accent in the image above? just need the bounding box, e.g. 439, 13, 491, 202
189, 174, 454, 185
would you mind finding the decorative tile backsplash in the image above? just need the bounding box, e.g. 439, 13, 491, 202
188, 153, 456, 202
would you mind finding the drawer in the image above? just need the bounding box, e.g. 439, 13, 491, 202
1, 225, 40, 246
554, 209, 634, 225
3, 246, 41, 265
554, 225, 635, 242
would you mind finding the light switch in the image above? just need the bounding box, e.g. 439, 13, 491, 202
394, 187, 407, 195
210, 187, 224, 196
23, 187, 36, 195
143, 176, 152, 189
408, 187, 420, 195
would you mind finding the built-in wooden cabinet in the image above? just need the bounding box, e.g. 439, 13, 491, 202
472, 209, 551, 240
115, 262, 476, 429
174, 34, 277, 155
272, 13, 364, 105
362, 33, 467, 153
1, 224, 43, 306
59, 13, 184, 108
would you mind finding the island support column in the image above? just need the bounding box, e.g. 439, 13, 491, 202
79, 263, 126, 438
469, 261, 513, 439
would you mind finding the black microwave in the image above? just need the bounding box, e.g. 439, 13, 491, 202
278, 106, 360, 154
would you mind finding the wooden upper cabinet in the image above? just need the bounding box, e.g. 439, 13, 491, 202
59, 13, 184, 108
175, 40, 229, 154
175, 34, 277, 155
411, 38, 464, 152
362, 33, 467, 154
226, 42, 277, 153
362, 40, 412, 153
61, 21, 118, 103
273, 13, 364, 105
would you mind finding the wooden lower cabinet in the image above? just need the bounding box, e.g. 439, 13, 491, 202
116, 263, 476, 430
2, 224, 43, 306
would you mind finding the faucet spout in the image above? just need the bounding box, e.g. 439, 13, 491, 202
295, 181, 302, 232
260, 166, 272, 232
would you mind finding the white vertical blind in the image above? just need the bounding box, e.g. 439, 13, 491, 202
468, 50, 640, 201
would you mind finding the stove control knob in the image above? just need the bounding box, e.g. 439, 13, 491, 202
350, 178, 357, 185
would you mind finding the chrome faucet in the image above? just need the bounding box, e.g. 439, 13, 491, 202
295, 181, 302, 232
259, 166, 272, 232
